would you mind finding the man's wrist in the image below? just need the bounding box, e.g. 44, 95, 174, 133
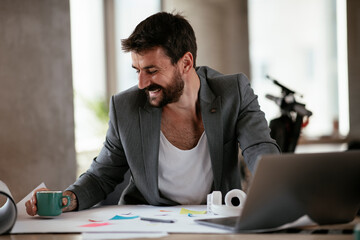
63, 190, 78, 212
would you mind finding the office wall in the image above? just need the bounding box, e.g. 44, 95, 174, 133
162, 0, 250, 77
0, 0, 76, 202
347, 0, 360, 141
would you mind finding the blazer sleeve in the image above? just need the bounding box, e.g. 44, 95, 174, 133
66, 96, 129, 210
236, 74, 280, 172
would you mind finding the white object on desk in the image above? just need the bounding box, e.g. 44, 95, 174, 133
0, 180, 17, 234
207, 189, 247, 216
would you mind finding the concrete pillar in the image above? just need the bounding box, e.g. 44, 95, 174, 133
0, 0, 76, 202
162, 0, 250, 77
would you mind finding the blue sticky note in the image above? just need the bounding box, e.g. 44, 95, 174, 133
110, 215, 139, 220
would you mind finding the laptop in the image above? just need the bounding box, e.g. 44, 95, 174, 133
195, 151, 360, 232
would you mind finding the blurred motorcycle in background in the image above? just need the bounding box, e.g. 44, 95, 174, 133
265, 75, 313, 152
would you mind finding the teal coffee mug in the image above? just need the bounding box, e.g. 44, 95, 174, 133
36, 191, 70, 217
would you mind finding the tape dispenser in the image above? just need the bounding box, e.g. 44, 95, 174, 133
207, 189, 247, 216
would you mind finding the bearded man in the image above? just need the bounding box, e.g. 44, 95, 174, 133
26, 12, 279, 215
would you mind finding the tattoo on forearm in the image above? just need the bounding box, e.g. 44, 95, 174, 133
63, 191, 78, 212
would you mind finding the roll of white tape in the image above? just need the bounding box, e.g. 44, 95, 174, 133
224, 189, 246, 207
207, 189, 246, 216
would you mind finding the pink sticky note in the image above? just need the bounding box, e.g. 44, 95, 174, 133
80, 222, 112, 227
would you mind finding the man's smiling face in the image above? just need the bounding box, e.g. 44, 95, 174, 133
131, 47, 184, 108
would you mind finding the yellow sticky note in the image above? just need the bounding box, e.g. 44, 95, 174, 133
180, 208, 206, 215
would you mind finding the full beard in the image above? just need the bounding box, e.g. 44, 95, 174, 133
145, 69, 184, 108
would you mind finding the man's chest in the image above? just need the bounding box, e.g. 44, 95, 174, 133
161, 119, 204, 150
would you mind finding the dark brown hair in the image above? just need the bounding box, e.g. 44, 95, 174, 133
121, 12, 197, 67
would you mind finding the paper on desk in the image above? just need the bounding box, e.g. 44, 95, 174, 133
11, 184, 316, 234
16, 182, 46, 218
0, 180, 17, 234
82, 232, 168, 240
249, 215, 316, 233
11, 204, 231, 234
11, 183, 229, 234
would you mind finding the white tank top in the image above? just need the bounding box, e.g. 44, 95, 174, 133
158, 131, 214, 205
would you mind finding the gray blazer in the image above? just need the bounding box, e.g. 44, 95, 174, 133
67, 66, 280, 210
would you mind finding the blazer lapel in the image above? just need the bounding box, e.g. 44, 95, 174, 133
199, 77, 224, 191
139, 104, 162, 202
139, 103, 176, 205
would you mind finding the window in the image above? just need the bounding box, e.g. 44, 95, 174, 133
114, 0, 161, 92
70, 0, 160, 176
248, 0, 349, 140
70, 0, 107, 176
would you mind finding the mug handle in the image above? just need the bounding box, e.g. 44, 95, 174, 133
61, 195, 71, 209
